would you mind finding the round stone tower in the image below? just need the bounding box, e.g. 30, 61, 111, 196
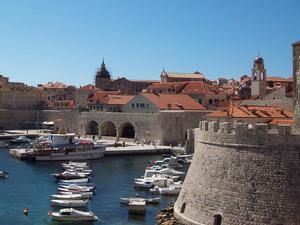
175, 42, 300, 225
174, 121, 300, 225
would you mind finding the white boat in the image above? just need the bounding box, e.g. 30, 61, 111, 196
32, 134, 106, 161
51, 171, 90, 180
51, 199, 89, 207
128, 199, 146, 215
156, 167, 185, 176
60, 178, 89, 183
134, 180, 154, 189
66, 167, 93, 173
48, 208, 98, 221
0, 171, 8, 178
59, 191, 93, 198
134, 169, 176, 188
51, 194, 88, 200
66, 161, 88, 166
158, 183, 182, 195
120, 197, 160, 205
58, 185, 94, 192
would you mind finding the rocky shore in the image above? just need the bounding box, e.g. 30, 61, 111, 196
156, 204, 182, 225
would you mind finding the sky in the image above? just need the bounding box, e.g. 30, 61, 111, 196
0, 0, 299, 87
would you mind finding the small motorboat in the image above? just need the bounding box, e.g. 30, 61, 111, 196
156, 167, 185, 176
58, 186, 94, 192
51, 199, 89, 207
59, 184, 95, 191
66, 167, 93, 174
62, 161, 88, 167
48, 208, 98, 221
52, 172, 89, 180
134, 180, 154, 189
0, 171, 8, 178
58, 181, 94, 187
158, 183, 182, 195
120, 197, 160, 205
59, 191, 93, 198
10, 136, 32, 144
51, 194, 88, 200
128, 199, 146, 215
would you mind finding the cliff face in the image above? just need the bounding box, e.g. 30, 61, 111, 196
175, 121, 300, 225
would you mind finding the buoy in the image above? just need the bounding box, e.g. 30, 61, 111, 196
23, 208, 29, 216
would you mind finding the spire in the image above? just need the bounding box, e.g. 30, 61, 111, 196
95, 58, 111, 79
101, 58, 105, 69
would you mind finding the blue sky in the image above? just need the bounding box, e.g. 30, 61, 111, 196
0, 0, 299, 87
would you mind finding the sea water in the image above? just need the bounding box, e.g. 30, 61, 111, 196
0, 148, 178, 225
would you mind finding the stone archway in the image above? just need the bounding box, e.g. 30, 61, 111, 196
86, 120, 99, 135
119, 122, 135, 139
101, 121, 117, 137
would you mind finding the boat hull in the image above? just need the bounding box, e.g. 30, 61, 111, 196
50, 215, 97, 221
51, 200, 88, 207
35, 150, 104, 161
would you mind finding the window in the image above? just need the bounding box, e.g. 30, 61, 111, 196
136, 103, 139, 108
180, 203, 186, 213
146, 103, 149, 108
132, 103, 134, 108
198, 98, 203, 104
213, 214, 222, 225
209, 99, 213, 104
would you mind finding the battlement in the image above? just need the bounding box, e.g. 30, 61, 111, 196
197, 120, 300, 148
199, 120, 292, 136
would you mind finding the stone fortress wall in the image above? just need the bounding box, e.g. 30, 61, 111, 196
174, 120, 300, 225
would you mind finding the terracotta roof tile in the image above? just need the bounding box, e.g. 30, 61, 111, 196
42, 82, 68, 89
80, 84, 102, 91
207, 104, 293, 119
141, 93, 206, 110
89, 93, 134, 105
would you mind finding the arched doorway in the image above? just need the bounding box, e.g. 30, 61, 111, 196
119, 122, 135, 139
101, 121, 116, 137
86, 121, 99, 135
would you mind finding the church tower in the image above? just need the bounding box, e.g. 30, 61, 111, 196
95, 59, 112, 90
251, 56, 267, 98
292, 41, 300, 131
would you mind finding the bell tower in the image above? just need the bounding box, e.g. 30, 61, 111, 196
251, 56, 266, 98
292, 41, 300, 132
95, 59, 112, 90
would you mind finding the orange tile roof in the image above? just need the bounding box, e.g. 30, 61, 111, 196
146, 82, 187, 92
207, 104, 293, 119
266, 77, 293, 82
180, 81, 225, 95
269, 119, 294, 125
107, 95, 134, 105
42, 82, 68, 89
141, 93, 206, 110
146, 81, 226, 95
89, 93, 134, 105
80, 84, 102, 91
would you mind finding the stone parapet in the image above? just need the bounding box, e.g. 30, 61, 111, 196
175, 120, 300, 225
197, 120, 299, 147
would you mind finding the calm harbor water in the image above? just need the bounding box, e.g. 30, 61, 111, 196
0, 148, 178, 225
